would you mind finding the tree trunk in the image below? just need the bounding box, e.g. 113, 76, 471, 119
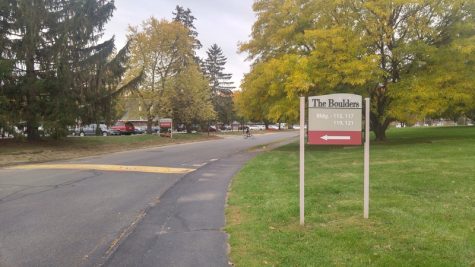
264, 120, 269, 130
25, 17, 40, 142
370, 112, 392, 141
373, 122, 387, 141
370, 85, 393, 142
147, 117, 153, 134
95, 122, 101, 136
26, 119, 40, 141
25, 74, 40, 141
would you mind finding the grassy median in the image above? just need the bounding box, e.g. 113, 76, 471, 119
226, 126, 475, 266
0, 133, 219, 167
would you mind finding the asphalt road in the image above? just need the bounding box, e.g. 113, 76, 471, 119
0, 131, 298, 267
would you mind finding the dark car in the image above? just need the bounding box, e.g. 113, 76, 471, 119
111, 121, 135, 135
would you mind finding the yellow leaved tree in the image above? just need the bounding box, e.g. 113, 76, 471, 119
123, 17, 215, 133
238, 0, 475, 140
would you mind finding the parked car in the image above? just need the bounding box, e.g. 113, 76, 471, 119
141, 126, 161, 134
219, 125, 232, 131
134, 126, 146, 134
268, 124, 280, 130
175, 124, 187, 132
151, 126, 160, 133
111, 121, 135, 135
72, 124, 115, 136
249, 125, 265, 130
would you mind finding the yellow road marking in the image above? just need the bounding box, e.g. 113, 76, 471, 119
9, 164, 195, 174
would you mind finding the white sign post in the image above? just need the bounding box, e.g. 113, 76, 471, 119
364, 98, 370, 219
299, 94, 370, 225
159, 118, 173, 138
299, 96, 305, 225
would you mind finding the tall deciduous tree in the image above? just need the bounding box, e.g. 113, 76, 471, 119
162, 64, 216, 132
126, 17, 215, 133
239, 0, 475, 140
203, 44, 235, 124
126, 18, 195, 133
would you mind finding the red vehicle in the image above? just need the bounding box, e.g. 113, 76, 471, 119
111, 121, 135, 135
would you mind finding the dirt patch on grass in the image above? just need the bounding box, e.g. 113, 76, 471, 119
226, 205, 244, 227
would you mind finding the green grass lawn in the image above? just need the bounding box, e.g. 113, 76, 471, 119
0, 133, 218, 167
226, 126, 475, 266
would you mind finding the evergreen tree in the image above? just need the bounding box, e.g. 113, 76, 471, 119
81, 42, 143, 134
0, 0, 13, 135
2, 0, 116, 140
203, 44, 235, 95
173, 5, 202, 50
203, 44, 235, 124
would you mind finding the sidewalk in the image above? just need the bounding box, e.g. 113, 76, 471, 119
103, 152, 255, 266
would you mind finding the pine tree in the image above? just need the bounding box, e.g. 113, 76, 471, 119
173, 5, 202, 50
2, 0, 116, 140
83, 41, 143, 134
203, 44, 235, 95
0, 0, 14, 135
203, 44, 235, 124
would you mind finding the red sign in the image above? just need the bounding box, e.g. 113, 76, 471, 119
159, 118, 172, 128
159, 122, 172, 128
308, 131, 361, 145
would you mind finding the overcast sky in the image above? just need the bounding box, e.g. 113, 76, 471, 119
104, 0, 255, 89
